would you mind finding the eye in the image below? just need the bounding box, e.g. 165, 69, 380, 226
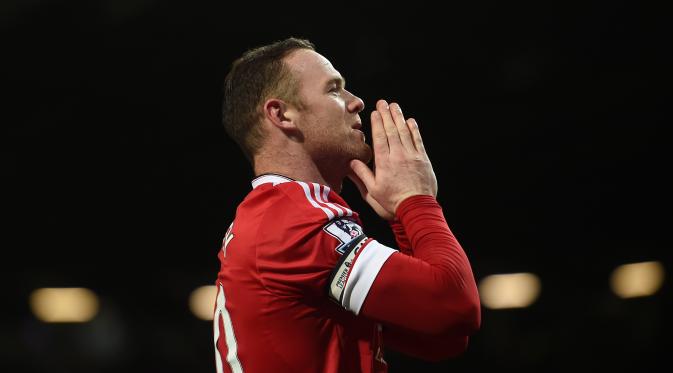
329, 86, 341, 94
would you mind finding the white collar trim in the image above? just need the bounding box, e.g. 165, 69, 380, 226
251, 174, 293, 189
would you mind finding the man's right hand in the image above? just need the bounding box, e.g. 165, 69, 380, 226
349, 100, 438, 218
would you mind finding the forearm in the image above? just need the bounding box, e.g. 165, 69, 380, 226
388, 219, 411, 255
361, 195, 481, 335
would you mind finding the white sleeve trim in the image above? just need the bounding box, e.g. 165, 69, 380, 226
342, 240, 397, 315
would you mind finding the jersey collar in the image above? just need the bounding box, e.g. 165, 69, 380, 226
251, 173, 294, 189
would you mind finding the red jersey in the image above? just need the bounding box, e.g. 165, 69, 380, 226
213, 174, 480, 373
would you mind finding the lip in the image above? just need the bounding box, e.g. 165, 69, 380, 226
351, 122, 362, 130
352, 127, 365, 142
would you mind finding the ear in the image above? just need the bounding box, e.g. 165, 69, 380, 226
263, 98, 298, 131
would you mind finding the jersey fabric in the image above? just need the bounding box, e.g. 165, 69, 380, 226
214, 174, 395, 373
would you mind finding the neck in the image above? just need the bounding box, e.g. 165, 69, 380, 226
253, 147, 345, 193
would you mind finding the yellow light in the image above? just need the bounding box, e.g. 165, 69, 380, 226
610, 261, 665, 298
29, 288, 99, 323
478, 273, 541, 309
189, 285, 217, 320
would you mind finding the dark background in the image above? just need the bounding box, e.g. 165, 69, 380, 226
3, 0, 671, 372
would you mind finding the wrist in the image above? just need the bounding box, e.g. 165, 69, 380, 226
394, 194, 438, 219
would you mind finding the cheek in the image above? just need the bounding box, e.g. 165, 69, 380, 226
323, 97, 346, 113
304, 101, 347, 132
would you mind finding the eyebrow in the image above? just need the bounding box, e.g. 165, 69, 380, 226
325, 77, 346, 89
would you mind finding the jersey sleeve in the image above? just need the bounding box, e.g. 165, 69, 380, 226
325, 235, 398, 314
255, 184, 480, 340
389, 219, 412, 256
254, 182, 396, 302
331, 195, 481, 337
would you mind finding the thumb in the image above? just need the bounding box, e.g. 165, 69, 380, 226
347, 172, 368, 199
349, 159, 376, 192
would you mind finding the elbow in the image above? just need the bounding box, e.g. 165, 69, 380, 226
410, 286, 481, 336
436, 287, 481, 336
460, 292, 481, 334
419, 300, 479, 362
466, 303, 481, 335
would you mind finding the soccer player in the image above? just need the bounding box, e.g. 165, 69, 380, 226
214, 38, 481, 373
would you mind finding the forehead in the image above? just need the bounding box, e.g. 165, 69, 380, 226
285, 49, 342, 86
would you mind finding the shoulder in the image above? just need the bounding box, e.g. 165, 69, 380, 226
257, 181, 353, 222
243, 180, 364, 245
249, 181, 366, 251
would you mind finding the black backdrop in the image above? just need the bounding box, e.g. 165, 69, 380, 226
3, 1, 671, 372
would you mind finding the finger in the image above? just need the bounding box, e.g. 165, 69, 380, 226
376, 100, 402, 150
349, 159, 376, 191
347, 170, 368, 199
370, 110, 389, 156
389, 103, 415, 153
406, 118, 426, 153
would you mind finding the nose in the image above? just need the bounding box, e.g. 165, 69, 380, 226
346, 90, 365, 114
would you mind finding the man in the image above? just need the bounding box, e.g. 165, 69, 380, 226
214, 37, 480, 373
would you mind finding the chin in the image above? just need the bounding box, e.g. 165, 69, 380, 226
318, 141, 371, 170
353, 143, 373, 164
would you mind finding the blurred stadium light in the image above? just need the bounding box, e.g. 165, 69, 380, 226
29, 287, 99, 323
610, 261, 665, 299
189, 285, 217, 320
479, 273, 541, 309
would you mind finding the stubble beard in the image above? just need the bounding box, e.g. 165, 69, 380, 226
352, 140, 372, 165
337, 130, 371, 166
313, 135, 372, 176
